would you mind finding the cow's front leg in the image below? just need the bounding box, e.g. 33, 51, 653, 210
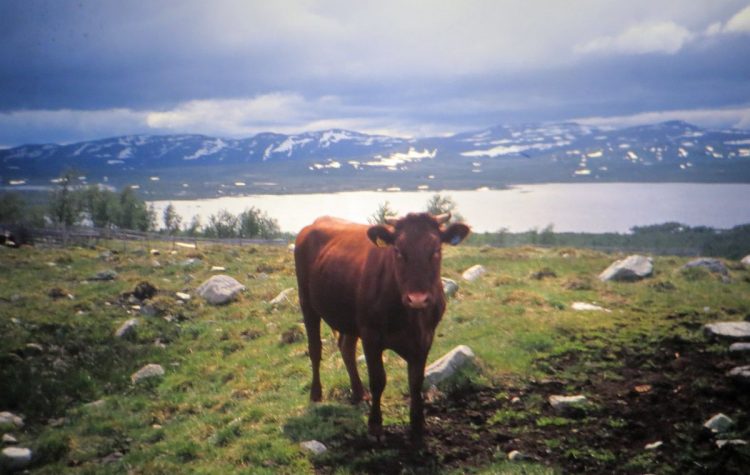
362, 338, 386, 439
407, 355, 427, 445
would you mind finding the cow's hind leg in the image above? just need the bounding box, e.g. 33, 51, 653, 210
338, 333, 368, 403
301, 298, 323, 402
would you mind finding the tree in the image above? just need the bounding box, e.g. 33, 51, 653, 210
48, 171, 81, 227
204, 210, 239, 238
162, 203, 182, 235
238, 207, 280, 239
0, 192, 25, 224
186, 215, 201, 237
117, 187, 154, 231
80, 185, 119, 228
368, 201, 398, 225
425, 194, 464, 222
539, 223, 556, 245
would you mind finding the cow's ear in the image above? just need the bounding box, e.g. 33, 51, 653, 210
367, 225, 395, 248
441, 223, 470, 246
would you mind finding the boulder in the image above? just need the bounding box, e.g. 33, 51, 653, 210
704, 413, 733, 433
0, 447, 32, 471
0, 412, 23, 429
442, 278, 459, 299
461, 265, 486, 282
424, 345, 476, 387
599, 255, 652, 282
270, 288, 295, 306
727, 366, 750, 385
742, 255, 750, 268
114, 318, 139, 339
683, 258, 729, 276
300, 440, 327, 455
131, 364, 165, 384
197, 275, 245, 305
703, 322, 750, 341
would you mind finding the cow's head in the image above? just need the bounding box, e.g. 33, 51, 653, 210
367, 213, 470, 309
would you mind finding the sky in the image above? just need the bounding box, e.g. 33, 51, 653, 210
1, 0, 750, 147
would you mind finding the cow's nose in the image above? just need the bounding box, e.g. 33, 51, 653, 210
405, 292, 430, 309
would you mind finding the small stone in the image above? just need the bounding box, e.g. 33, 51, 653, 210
424, 345, 476, 387
507, 450, 529, 461
89, 269, 117, 281
150, 249, 160, 256
83, 399, 106, 410
716, 439, 747, 449
101, 451, 123, 464
1, 447, 32, 470
115, 318, 139, 339
0, 412, 23, 429
288, 243, 296, 252
131, 364, 165, 384
704, 322, 750, 341
2, 434, 17, 444
211, 266, 226, 272
549, 395, 588, 411
571, 302, 611, 312
704, 413, 733, 433
181, 258, 200, 267
441, 278, 459, 299
461, 265, 486, 282
300, 440, 327, 455
151, 260, 161, 267
175, 292, 191, 301
741, 255, 750, 268
729, 343, 750, 353
140, 302, 159, 317
727, 366, 750, 385
269, 288, 295, 306
644, 441, 663, 450
23, 343, 44, 356
511, 396, 521, 405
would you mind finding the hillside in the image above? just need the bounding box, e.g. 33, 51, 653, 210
2, 121, 750, 199
1, 242, 749, 473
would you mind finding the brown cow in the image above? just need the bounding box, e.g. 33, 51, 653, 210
294, 212, 470, 443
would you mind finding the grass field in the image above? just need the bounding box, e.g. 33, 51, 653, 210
1, 241, 749, 474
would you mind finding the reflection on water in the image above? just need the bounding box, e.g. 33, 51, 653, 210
149, 183, 750, 234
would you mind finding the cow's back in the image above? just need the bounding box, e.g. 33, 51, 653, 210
295, 217, 372, 334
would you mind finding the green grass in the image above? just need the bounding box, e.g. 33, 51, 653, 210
1, 242, 749, 473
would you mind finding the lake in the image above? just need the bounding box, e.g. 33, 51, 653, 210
149, 183, 750, 234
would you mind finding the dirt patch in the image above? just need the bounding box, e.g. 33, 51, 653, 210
310, 337, 750, 474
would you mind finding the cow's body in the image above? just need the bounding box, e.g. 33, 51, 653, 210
294, 213, 469, 442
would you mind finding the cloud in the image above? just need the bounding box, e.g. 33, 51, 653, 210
725, 5, 750, 33
574, 105, 750, 130
576, 21, 693, 55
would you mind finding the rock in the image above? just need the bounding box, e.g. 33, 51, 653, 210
89, 269, 117, 281
742, 255, 750, 268
140, 302, 159, 317
599, 255, 653, 282
549, 395, 588, 412
150, 249, 160, 256
300, 440, 327, 455
507, 450, 530, 461
131, 364, 165, 384
571, 302, 611, 312
644, 441, 663, 450
175, 292, 191, 302
716, 439, 747, 449
211, 266, 226, 272
23, 343, 44, 356
704, 413, 733, 433
181, 258, 201, 267
703, 322, 750, 341
729, 342, 750, 353
197, 275, 245, 305
727, 366, 750, 385
83, 399, 106, 410
461, 264, 486, 282
441, 278, 459, 299
1, 447, 32, 471
683, 258, 729, 276
101, 451, 124, 464
2, 434, 17, 444
288, 243, 296, 252
133, 281, 157, 300
115, 318, 139, 339
270, 288, 295, 306
424, 345, 476, 387
280, 326, 305, 345
0, 412, 23, 429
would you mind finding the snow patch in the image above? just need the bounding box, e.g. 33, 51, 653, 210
365, 148, 437, 168
183, 139, 227, 160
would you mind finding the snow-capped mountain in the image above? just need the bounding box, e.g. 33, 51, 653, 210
2, 121, 750, 199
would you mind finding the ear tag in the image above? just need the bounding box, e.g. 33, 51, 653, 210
375, 237, 388, 248
450, 235, 462, 245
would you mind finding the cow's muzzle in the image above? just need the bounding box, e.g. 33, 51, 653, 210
404, 292, 431, 309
